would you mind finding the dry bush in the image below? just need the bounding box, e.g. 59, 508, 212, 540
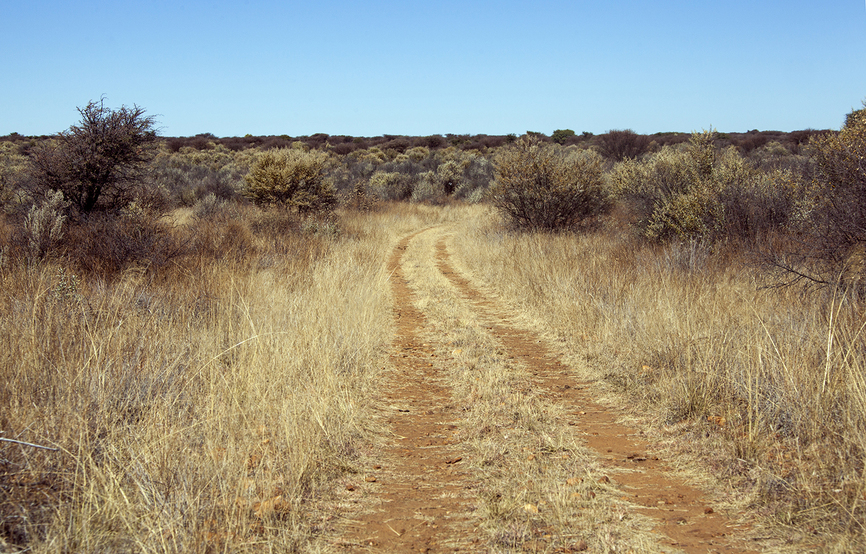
597, 129, 650, 161
150, 145, 250, 207
22, 190, 68, 262
611, 130, 798, 243
491, 136, 608, 231
450, 209, 866, 550
0, 141, 27, 211
780, 106, 866, 291
243, 148, 336, 214
368, 171, 415, 201
62, 211, 187, 277
27, 100, 158, 216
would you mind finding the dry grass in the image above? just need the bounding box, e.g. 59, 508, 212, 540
5, 199, 865, 551
449, 205, 866, 551
0, 203, 448, 552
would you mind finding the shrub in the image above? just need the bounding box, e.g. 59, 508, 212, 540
0, 141, 27, 211
243, 148, 336, 214
453, 154, 494, 201
598, 129, 650, 161
63, 212, 185, 276
369, 171, 415, 201
611, 130, 796, 243
23, 190, 69, 261
150, 147, 248, 207
784, 105, 866, 288
28, 99, 159, 216
490, 136, 608, 231
410, 171, 445, 204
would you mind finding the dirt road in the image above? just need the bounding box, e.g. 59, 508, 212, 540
338, 227, 756, 553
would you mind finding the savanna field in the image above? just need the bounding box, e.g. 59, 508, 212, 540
0, 104, 865, 552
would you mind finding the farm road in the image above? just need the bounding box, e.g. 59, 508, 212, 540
337, 227, 756, 553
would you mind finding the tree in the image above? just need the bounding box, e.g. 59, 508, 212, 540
29, 99, 159, 215
551, 129, 576, 145
243, 148, 336, 213
490, 135, 608, 231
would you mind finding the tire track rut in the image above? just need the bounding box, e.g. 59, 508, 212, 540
338, 231, 479, 553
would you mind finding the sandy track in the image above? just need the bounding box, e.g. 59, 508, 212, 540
338, 232, 479, 552
338, 227, 757, 553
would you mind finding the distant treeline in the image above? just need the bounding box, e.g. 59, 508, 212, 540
0, 128, 833, 158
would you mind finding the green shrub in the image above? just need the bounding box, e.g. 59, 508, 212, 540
243, 148, 336, 214
490, 136, 608, 231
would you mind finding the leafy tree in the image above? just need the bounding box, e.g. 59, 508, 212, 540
491, 135, 608, 231
29, 99, 159, 215
243, 148, 336, 213
551, 129, 576, 145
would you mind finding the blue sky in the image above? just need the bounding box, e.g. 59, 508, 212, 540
2, 1, 865, 137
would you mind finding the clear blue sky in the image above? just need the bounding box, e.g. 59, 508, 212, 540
2, 1, 865, 137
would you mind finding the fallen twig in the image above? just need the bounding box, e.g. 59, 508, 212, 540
0, 437, 59, 452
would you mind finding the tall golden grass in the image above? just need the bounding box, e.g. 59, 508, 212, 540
449, 205, 866, 550
0, 203, 447, 552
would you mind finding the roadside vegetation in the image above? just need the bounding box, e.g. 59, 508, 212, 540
0, 99, 864, 551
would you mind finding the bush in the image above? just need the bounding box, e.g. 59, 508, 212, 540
243, 148, 336, 213
0, 141, 27, 211
453, 154, 494, 201
23, 190, 69, 261
490, 136, 608, 231
551, 129, 576, 145
410, 171, 445, 204
783, 106, 866, 288
598, 129, 650, 161
611, 130, 796, 243
150, 147, 248, 207
369, 171, 415, 201
63, 212, 185, 276
28, 99, 158, 216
